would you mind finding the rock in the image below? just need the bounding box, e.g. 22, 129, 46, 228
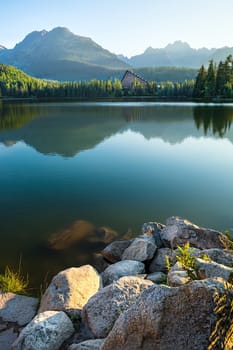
101, 260, 145, 286
167, 262, 192, 287
82, 276, 153, 338
69, 339, 105, 350
0, 328, 18, 350
38, 265, 102, 317
12, 310, 74, 350
49, 220, 96, 250
160, 216, 230, 249
141, 222, 165, 248
197, 249, 233, 268
146, 272, 167, 284
149, 248, 176, 273
0, 292, 38, 326
121, 236, 157, 262
92, 253, 110, 273
101, 278, 232, 350
196, 258, 233, 282
101, 240, 132, 263
88, 226, 118, 244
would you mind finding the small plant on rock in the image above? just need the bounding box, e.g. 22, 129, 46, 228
225, 227, 233, 251
176, 242, 198, 280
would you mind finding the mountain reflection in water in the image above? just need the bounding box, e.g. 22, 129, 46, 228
0, 102, 233, 157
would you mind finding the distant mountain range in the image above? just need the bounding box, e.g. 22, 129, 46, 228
0, 27, 128, 80
118, 41, 233, 68
1, 28, 233, 81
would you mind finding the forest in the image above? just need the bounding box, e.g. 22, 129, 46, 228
0, 57, 233, 99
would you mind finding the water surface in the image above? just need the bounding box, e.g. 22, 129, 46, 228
0, 101, 232, 290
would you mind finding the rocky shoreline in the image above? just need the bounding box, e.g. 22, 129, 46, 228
0, 217, 233, 349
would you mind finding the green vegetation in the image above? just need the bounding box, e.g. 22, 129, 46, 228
0, 64, 195, 99
193, 55, 233, 98
208, 281, 233, 350
1, 56, 233, 100
176, 243, 198, 280
0, 266, 29, 295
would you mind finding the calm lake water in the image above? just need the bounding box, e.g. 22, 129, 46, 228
0, 101, 233, 291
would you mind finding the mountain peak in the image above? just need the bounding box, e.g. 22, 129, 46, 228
165, 41, 191, 51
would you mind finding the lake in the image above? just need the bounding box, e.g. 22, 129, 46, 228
0, 101, 233, 291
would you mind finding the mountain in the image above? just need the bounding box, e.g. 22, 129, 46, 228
0, 27, 128, 80
121, 41, 217, 68
0, 45, 6, 51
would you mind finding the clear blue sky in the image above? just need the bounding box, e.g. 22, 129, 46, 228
2, 0, 233, 57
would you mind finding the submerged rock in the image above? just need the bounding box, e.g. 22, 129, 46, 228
49, 220, 96, 250
49, 220, 117, 251
38, 265, 102, 317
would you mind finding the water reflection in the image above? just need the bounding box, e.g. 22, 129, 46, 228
193, 106, 233, 137
0, 102, 232, 157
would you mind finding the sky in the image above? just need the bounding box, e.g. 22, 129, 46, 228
1, 0, 233, 57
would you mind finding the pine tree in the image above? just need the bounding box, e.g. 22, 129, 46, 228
204, 60, 216, 97
193, 65, 207, 97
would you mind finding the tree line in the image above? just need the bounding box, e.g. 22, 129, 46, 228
1, 58, 233, 100
0, 64, 194, 99
193, 55, 233, 98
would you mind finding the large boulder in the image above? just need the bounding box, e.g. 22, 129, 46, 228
196, 249, 233, 268
101, 278, 233, 350
101, 240, 132, 263
0, 292, 38, 326
12, 310, 74, 350
101, 260, 145, 286
38, 265, 102, 317
69, 339, 105, 350
82, 276, 153, 338
149, 248, 176, 273
121, 236, 157, 262
160, 216, 230, 249
196, 258, 233, 282
141, 222, 165, 248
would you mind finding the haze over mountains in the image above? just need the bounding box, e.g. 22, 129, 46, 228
1, 27, 233, 81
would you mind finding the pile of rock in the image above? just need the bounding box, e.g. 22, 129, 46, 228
0, 217, 232, 350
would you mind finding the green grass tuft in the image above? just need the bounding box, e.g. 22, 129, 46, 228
0, 266, 29, 295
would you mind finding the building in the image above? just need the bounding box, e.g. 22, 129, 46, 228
121, 70, 148, 89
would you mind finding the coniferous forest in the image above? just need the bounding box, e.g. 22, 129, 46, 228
0, 57, 233, 100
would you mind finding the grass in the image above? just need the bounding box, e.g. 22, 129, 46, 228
208, 281, 233, 350
0, 260, 29, 295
